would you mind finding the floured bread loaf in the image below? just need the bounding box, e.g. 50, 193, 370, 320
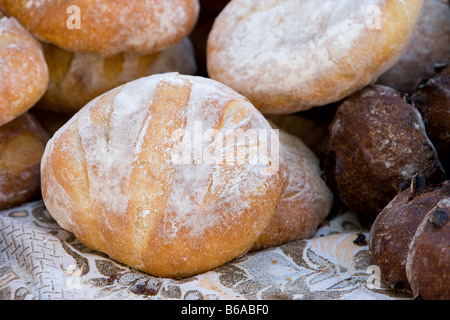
37, 38, 197, 115
377, 0, 450, 94
252, 129, 333, 251
0, 16, 48, 126
41, 73, 286, 278
0, 0, 199, 57
207, 0, 424, 114
0, 113, 49, 209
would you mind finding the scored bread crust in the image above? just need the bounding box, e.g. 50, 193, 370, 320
207, 0, 424, 114
37, 38, 197, 115
252, 129, 333, 251
0, 0, 199, 57
41, 73, 286, 278
0, 16, 49, 126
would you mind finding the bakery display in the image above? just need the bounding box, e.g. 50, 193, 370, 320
325, 85, 445, 221
207, 0, 424, 114
0, 16, 48, 127
413, 65, 450, 177
251, 129, 333, 251
0, 0, 200, 57
37, 38, 197, 115
0, 113, 49, 209
0, 0, 448, 300
369, 178, 450, 291
377, 0, 450, 94
41, 73, 286, 278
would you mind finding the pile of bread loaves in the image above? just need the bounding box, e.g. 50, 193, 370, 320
0, 0, 448, 299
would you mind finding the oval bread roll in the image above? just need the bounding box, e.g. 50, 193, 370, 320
325, 85, 445, 221
0, 113, 49, 209
406, 194, 450, 300
377, 0, 450, 94
0, 0, 199, 57
207, 0, 424, 114
41, 73, 286, 278
37, 38, 197, 115
0, 16, 48, 126
252, 129, 333, 251
369, 178, 450, 291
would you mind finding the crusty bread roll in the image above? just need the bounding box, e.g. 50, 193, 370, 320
369, 178, 450, 291
0, 0, 199, 57
377, 0, 450, 94
252, 129, 333, 251
0, 16, 48, 126
41, 73, 286, 278
406, 193, 450, 300
0, 113, 49, 209
207, 0, 424, 114
325, 85, 445, 221
37, 38, 197, 115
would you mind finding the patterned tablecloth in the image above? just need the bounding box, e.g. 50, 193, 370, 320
0, 200, 412, 300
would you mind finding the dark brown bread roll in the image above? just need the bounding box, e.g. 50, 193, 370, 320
369, 178, 450, 291
377, 0, 450, 94
0, 113, 49, 209
406, 192, 450, 300
413, 65, 450, 177
325, 85, 445, 221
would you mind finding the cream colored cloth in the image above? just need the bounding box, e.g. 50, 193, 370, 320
0, 201, 411, 300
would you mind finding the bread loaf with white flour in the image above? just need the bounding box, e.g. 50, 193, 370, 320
41, 73, 286, 278
207, 0, 424, 114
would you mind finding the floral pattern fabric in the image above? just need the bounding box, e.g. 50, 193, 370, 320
0, 201, 411, 300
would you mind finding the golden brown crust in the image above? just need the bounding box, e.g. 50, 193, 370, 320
207, 0, 424, 114
0, 113, 49, 209
0, 0, 199, 57
251, 129, 333, 251
36, 38, 197, 115
41, 73, 286, 278
325, 85, 445, 221
0, 16, 49, 127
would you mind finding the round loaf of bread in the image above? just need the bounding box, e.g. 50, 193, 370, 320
251, 129, 333, 251
0, 113, 49, 209
207, 0, 424, 114
0, 0, 199, 57
37, 38, 197, 115
325, 85, 445, 221
41, 73, 286, 278
377, 0, 450, 94
0, 16, 48, 127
